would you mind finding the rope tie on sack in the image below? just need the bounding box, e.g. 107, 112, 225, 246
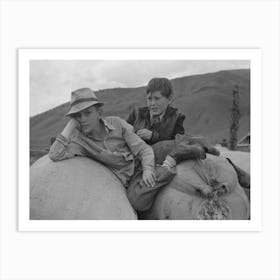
192, 160, 229, 198
192, 161, 231, 220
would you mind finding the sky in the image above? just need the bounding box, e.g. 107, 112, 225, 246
30, 60, 250, 116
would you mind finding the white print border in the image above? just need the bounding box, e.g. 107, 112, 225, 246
18, 48, 262, 232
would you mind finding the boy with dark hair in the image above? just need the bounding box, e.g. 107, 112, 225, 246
127, 77, 250, 192
146, 77, 173, 98
127, 77, 186, 145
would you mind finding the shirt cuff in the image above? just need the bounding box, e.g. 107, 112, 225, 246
56, 134, 70, 146
143, 165, 155, 172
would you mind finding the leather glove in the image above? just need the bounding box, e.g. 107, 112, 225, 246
175, 134, 220, 156
168, 142, 206, 165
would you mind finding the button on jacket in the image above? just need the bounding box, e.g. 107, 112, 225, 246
126, 105, 186, 145
49, 116, 154, 186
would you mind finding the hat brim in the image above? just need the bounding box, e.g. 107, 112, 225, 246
65, 101, 104, 116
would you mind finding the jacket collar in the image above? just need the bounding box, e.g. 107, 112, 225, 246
85, 117, 115, 140
101, 118, 115, 131
139, 105, 177, 119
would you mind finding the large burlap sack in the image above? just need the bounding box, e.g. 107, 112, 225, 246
217, 147, 251, 201
217, 147, 250, 174
144, 155, 250, 220
30, 155, 137, 220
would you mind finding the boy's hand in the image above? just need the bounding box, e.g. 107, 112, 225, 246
68, 118, 81, 130
142, 169, 156, 188
61, 118, 81, 138
137, 129, 152, 140
175, 134, 220, 156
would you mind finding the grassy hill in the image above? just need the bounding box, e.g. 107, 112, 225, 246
30, 69, 250, 152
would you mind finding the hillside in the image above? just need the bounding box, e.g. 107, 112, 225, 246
30, 69, 250, 151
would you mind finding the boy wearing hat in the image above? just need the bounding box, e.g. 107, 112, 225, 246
49, 88, 208, 212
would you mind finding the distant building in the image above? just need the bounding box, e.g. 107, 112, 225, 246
221, 138, 228, 147
237, 133, 250, 152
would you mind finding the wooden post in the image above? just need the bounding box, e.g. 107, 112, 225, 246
229, 85, 240, 150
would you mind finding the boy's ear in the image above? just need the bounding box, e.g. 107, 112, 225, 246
97, 106, 103, 114
168, 93, 174, 102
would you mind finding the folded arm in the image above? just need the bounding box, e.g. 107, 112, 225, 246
49, 119, 85, 162
121, 119, 156, 187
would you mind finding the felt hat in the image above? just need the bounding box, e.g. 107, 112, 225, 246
65, 88, 104, 116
